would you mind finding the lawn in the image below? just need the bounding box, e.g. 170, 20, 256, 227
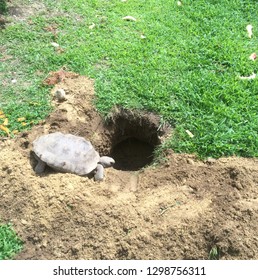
1, 0, 258, 158
0, 223, 23, 259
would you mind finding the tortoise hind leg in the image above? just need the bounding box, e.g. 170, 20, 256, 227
34, 157, 46, 174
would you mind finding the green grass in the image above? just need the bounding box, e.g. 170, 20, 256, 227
0, 0, 258, 158
0, 0, 7, 14
209, 245, 220, 260
0, 223, 23, 259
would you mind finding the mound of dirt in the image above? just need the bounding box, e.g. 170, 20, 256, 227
1, 74, 258, 260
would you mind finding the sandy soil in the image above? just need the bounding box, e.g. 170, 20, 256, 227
1, 74, 258, 260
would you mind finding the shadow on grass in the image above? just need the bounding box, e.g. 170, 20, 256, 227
0, 0, 7, 29
0, 0, 7, 14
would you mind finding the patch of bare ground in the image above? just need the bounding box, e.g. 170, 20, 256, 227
1, 73, 258, 260
3, 0, 84, 26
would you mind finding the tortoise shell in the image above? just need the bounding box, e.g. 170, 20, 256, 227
33, 132, 100, 175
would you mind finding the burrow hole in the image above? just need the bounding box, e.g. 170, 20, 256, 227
103, 108, 170, 171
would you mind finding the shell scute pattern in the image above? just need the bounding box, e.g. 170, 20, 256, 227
33, 132, 100, 175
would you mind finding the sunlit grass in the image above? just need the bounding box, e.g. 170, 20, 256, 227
0, 0, 258, 159
0, 223, 23, 260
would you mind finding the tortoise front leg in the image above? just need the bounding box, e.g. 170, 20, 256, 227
34, 156, 46, 174
94, 164, 104, 181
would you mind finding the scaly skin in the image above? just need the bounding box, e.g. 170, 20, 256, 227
94, 164, 104, 181
99, 156, 115, 168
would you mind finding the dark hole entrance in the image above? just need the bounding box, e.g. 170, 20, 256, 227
102, 108, 171, 172
111, 137, 155, 171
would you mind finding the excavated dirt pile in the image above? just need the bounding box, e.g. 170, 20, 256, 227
1, 74, 258, 260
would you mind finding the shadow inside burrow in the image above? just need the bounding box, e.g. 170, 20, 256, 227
104, 107, 171, 171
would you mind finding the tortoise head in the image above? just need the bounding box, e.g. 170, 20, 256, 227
99, 156, 115, 168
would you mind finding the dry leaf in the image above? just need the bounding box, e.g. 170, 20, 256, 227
122, 16, 137, 21
12, 130, 19, 134
0, 55, 13, 62
3, 118, 8, 126
43, 69, 79, 86
249, 53, 257, 61
246, 24, 253, 38
0, 110, 5, 118
51, 42, 60, 48
89, 23, 96, 29
239, 73, 256, 80
44, 24, 58, 38
185, 129, 194, 138
29, 102, 39, 106
0, 125, 10, 135
21, 122, 27, 126
56, 47, 65, 54
17, 117, 26, 122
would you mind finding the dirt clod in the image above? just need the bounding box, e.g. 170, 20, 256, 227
1, 74, 258, 260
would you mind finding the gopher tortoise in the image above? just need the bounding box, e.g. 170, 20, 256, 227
32, 132, 115, 181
